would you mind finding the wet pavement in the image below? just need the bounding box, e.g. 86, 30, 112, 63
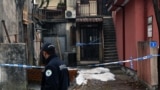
28, 67, 148, 90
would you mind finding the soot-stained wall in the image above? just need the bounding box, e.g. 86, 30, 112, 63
0, 43, 27, 90
0, 0, 25, 43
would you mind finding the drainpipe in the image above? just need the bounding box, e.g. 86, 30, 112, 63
116, 6, 125, 65
1, 20, 11, 43
114, 0, 130, 65
144, 0, 147, 40
122, 6, 126, 66
114, 6, 126, 65
121, 0, 130, 66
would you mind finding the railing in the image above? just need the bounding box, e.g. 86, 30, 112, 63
77, 1, 97, 17
33, 6, 66, 20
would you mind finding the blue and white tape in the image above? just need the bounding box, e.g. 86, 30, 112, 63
76, 39, 100, 46
88, 54, 158, 67
0, 64, 44, 69
76, 42, 101, 46
0, 54, 159, 68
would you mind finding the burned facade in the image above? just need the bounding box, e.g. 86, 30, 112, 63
0, 0, 34, 89
32, 0, 68, 65
0, 0, 34, 65
32, 0, 113, 65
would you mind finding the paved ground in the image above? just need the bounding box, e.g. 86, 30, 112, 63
28, 67, 148, 90
68, 67, 147, 90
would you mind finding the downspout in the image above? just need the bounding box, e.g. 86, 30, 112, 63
115, 6, 126, 65
122, 6, 125, 65
144, 0, 147, 40
116, 7, 125, 65
114, 0, 129, 65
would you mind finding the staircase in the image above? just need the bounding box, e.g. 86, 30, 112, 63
103, 17, 119, 68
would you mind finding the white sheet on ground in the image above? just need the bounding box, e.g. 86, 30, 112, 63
76, 67, 115, 85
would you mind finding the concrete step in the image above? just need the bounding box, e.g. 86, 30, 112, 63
104, 43, 116, 47
103, 18, 118, 64
104, 53, 118, 56
104, 46, 117, 49
104, 41, 116, 44
104, 56, 118, 60
104, 49, 117, 52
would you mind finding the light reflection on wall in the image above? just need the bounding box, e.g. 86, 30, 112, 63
0, 67, 7, 83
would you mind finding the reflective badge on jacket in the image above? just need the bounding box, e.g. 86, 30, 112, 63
59, 64, 67, 70
45, 69, 52, 77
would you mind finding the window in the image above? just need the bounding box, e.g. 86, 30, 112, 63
81, 0, 89, 4
70, 26, 76, 45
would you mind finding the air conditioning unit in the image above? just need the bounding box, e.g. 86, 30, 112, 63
65, 10, 76, 19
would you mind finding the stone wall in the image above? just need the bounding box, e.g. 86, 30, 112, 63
0, 43, 27, 90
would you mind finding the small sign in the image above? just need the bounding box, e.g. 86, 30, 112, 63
147, 16, 153, 38
150, 41, 157, 48
147, 24, 152, 37
147, 16, 153, 24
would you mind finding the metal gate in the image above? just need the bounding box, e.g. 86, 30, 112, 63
80, 26, 100, 61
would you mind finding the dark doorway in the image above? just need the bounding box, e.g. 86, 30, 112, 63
79, 24, 100, 61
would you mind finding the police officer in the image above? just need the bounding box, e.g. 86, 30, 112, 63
40, 43, 70, 90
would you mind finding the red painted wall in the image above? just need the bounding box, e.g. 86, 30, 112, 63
114, 0, 159, 70
114, 10, 123, 61
124, 0, 137, 69
113, 0, 159, 86
115, 0, 138, 69
147, 0, 159, 42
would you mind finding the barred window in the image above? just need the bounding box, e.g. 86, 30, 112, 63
81, 0, 89, 4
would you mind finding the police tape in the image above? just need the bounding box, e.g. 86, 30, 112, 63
76, 39, 100, 46
76, 42, 101, 46
0, 54, 159, 69
0, 64, 44, 69
88, 54, 160, 67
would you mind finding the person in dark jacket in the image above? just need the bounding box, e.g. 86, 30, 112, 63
40, 43, 70, 90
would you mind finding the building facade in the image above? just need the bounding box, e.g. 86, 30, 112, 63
107, 0, 159, 89
0, 0, 34, 89
33, 0, 110, 66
